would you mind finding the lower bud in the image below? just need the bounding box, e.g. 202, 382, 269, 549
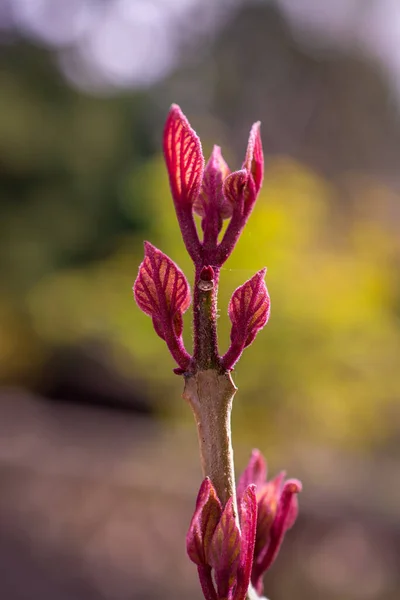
187, 479, 257, 600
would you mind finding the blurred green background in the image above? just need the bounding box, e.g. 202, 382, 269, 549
0, 1, 399, 599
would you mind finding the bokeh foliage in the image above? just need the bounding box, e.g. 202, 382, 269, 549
1, 42, 399, 461
7, 152, 399, 454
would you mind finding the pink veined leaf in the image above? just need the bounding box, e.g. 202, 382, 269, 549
163, 104, 204, 208
243, 121, 264, 195
133, 242, 191, 341
208, 497, 241, 600
229, 268, 270, 348
187, 478, 222, 566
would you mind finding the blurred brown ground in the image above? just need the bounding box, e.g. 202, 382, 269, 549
1, 388, 399, 600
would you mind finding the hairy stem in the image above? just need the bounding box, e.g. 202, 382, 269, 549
183, 370, 238, 517
163, 329, 191, 370
176, 205, 202, 264
192, 265, 220, 370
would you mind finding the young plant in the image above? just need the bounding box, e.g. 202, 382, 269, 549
133, 105, 301, 600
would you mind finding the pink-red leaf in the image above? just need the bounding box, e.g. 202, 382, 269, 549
229, 268, 270, 348
194, 145, 232, 220
163, 104, 204, 208
237, 449, 267, 504
236, 451, 302, 595
197, 565, 218, 600
223, 169, 248, 215
255, 472, 285, 558
259, 479, 301, 576
234, 485, 258, 600
187, 478, 222, 566
208, 497, 241, 599
133, 242, 191, 341
243, 121, 264, 195
252, 478, 302, 594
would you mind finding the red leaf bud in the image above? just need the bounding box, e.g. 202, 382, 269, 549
133, 242, 191, 369
222, 269, 270, 370
194, 145, 232, 221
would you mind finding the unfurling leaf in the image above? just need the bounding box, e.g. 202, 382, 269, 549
133, 243, 192, 370
233, 485, 258, 600
238, 450, 302, 596
237, 450, 267, 504
223, 169, 248, 216
243, 121, 264, 195
187, 481, 260, 600
221, 269, 270, 370
229, 269, 270, 348
163, 104, 204, 208
257, 479, 302, 575
194, 145, 232, 222
254, 472, 285, 558
133, 242, 191, 340
187, 478, 222, 566
208, 498, 241, 599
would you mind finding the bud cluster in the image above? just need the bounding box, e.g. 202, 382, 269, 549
134, 105, 270, 373
187, 478, 257, 600
186, 450, 301, 600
